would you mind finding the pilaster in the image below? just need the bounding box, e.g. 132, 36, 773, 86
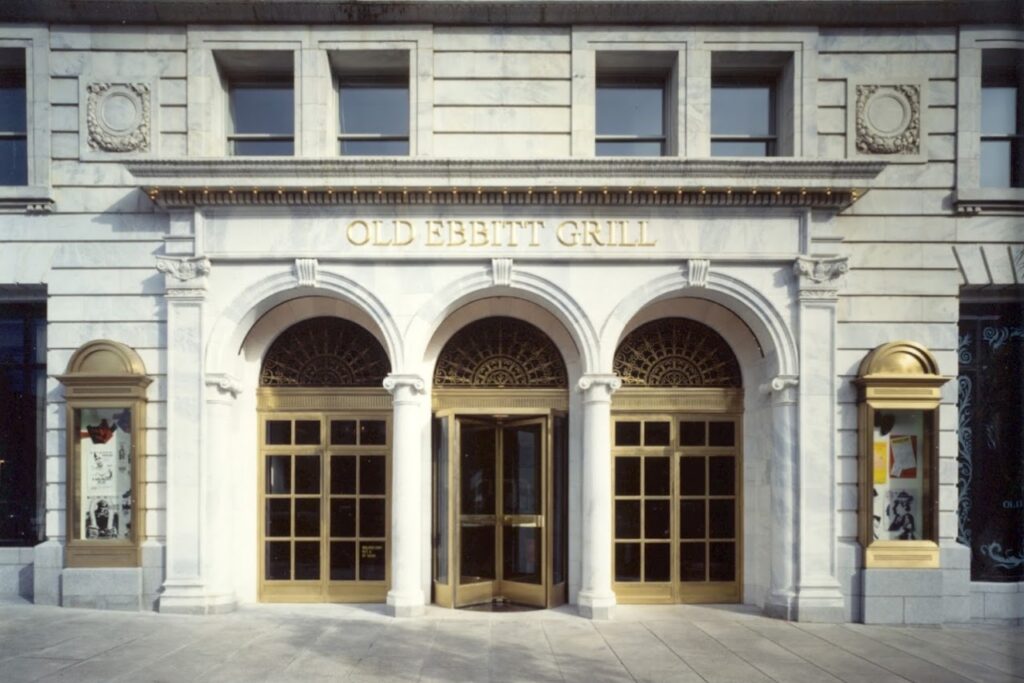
577, 373, 621, 620
383, 374, 427, 617
763, 375, 799, 620
791, 255, 848, 622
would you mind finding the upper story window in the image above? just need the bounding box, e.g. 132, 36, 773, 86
217, 50, 294, 156
981, 50, 1022, 188
0, 48, 27, 185
595, 52, 674, 157
711, 52, 793, 158
332, 51, 409, 156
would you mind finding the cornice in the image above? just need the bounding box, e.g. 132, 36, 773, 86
128, 157, 883, 210
3, 1, 1020, 26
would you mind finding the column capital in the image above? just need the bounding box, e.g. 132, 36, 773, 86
383, 373, 426, 401
793, 255, 848, 302
581, 374, 618, 401
158, 255, 211, 298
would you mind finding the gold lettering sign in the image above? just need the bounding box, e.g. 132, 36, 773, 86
344, 219, 657, 248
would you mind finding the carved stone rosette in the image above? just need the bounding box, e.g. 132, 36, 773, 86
853, 83, 921, 157
87, 82, 151, 153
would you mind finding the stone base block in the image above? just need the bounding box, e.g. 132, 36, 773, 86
763, 590, 796, 621
862, 568, 944, 625
385, 589, 425, 618
577, 590, 615, 620
63, 567, 142, 611
32, 541, 63, 606
0, 564, 33, 599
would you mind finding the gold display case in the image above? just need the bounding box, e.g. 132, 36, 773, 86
855, 341, 948, 569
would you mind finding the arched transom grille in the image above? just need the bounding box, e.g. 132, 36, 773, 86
614, 318, 742, 388
434, 317, 568, 388
260, 317, 390, 387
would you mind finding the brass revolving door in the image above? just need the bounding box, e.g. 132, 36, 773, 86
431, 316, 570, 610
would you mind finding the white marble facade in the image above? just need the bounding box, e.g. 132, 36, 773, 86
1, 4, 1022, 624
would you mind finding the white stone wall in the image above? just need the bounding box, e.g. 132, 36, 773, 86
0, 20, 1020, 621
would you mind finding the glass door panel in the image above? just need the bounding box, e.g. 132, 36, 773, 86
498, 419, 546, 605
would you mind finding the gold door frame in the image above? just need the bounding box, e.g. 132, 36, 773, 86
257, 387, 392, 603
433, 387, 568, 609
611, 387, 744, 604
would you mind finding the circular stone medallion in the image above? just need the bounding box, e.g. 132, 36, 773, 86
101, 92, 141, 133
864, 91, 910, 135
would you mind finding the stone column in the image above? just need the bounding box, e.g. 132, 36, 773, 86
383, 373, 427, 617
791, 256, 848, 622
764, 375, 799, 620
156, 255, 218, 614
577, 373, 621, 620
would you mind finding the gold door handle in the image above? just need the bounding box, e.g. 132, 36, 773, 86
503, 514, 543, 528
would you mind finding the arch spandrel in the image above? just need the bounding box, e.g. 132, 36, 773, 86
260, 316, 391, 387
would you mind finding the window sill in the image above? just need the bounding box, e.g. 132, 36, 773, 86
954, 187, 1024, 214
0, 186, 55, 214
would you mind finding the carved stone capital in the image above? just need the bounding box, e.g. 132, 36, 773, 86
686, 258, 710, 288
577, 374, 622, 402
383, 373, 426, 402
295, 258, 319, 287
205, 373, 242, 399
157, 256, 211, 282
492, 258, 513, 287
761, 375, 799, 404
793, 256, 849, 284
86, 82, 151, 154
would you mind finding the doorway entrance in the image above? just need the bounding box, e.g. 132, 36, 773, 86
430, 316, 570, 609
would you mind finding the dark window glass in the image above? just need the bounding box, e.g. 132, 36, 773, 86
265, 541, 291, 580
229, 84, 293, 157
982, 86, 1018, 136
265, 420, 291, 445
230, 85, 293, 135
293, 455, 320, 494
615, 542, 641, 581
294, 541, 320, 580
711, 140, 771, 157
615, 500, 641, 538
460, 525, 495, 582
709, 499, 735, 539
359, 455, 386, 495
503, 527, 541, 584
359, 498, 386, 538
596, 85, 663, 137
331, 456, 356, 495
708, 421, 735, 447
980, 52, 1022, 189
294, 420, 320, 445
615, 457, 641, 496
680, 500, 706, 539
680, 542, 705, 581
266, 499, 291, 537
709, 542, 735, 581
359, 542, 386, 580
711, 81, 776, 158
644, 421, 670, 446
644, 500, 670, 539
330, 498, 356, 538
680, 421, 705, 446
615, 421, 641, 446
0, 59, 27, 186
339, 82, 409, 157
330, 541, 356, 580
595, 140, 663, 156
680, 457, 705, 496
645, 543, 671, 582
708, 456, 735, 496
360, 420, 387, 445
644, 457, 670, 496
266, 455, 291, 494
331, 420, 357, 445
293, 499, 320, 537
981, 140, 1014, 188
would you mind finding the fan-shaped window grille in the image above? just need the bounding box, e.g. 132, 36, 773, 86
260, 317, 390, 387
434, 317, 568, 388
614, 318, 742, 388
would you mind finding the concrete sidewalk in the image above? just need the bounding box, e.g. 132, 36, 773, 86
1, 599, 1022, 683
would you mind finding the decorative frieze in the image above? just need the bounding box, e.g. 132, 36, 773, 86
86, 82, 151, 154
849, 81, 925, 161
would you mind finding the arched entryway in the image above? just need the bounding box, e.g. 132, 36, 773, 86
610, 317, 744, 604
430, 316, 570, 609
256, 316, 393, 602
